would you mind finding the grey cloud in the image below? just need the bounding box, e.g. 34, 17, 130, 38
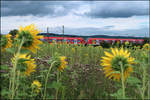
83, 1, 149, 18
1, 1, 149, 18
2, 1, 50, 16
53, 27, 149, 37
1, 1, 81, 17
103, 25, 114, 29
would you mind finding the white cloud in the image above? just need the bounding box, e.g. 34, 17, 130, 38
1, 13, 149, 37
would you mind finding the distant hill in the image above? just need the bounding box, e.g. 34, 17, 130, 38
38, 33, 147, 40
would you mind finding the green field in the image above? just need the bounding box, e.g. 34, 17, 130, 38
1, 41, 150, 99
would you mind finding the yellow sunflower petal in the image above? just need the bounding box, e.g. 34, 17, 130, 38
111, 48, 117, 56
128, 57, 135, 64
101, 56, 112, 61
101, 63, 111, 67
119, 47, 124, 56
115, 48, 119, 55
104, 51, 114, 58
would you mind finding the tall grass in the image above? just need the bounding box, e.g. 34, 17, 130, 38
1, 41, 150, 99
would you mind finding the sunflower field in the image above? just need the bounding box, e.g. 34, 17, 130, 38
1, 24, 150, 99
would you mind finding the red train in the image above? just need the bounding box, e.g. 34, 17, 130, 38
87, 38, 144, 45
42, 36, 144, 45
43, 37, 85, 44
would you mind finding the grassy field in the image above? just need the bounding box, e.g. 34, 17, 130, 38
1, 24, 150, 99
1, 40, 150, 99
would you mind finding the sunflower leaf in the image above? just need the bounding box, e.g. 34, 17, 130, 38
51, 81, 62, 90
5, 48, 16, 54
110, 88, 123, 99
126, 76, 141, 85
17, 63, 27, 72
18, 58, 30, 63
0, 65, 9, 70
111, 71, 120, 74
1, 88, 10, 96
20, 49, 30, 54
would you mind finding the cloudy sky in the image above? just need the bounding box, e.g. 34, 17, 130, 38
1, 0, 149, 37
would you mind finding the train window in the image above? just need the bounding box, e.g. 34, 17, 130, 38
67, 40, 70, 42
39, 39, 44, 41
96, 40, 99, 44
44, 39, 47, 41
139, 41, 142, 43
107, 40, 110, 42
78, 40, 80, 42
104, 40, 108, 43
71, 40, 74, 42
74, 39, 77, 44
61, 40, 63, 42
133, 40, 136, 43
57, 40, 59, 42
49, 39, 52, 42
120, 40, 123, 44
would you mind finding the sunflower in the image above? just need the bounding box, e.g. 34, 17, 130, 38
58, 56, 68, 71
25, 59, 36, 76
100, 47, 134, 81
31, 80, 42, 93
15, 24, 43, 53
72, 48, 75, 53
124, 41, 129, 46
1, 34, 12, 52
12, 53, 36, 76
143, 43, 150, 50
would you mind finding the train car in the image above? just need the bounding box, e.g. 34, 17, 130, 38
43, 37, 86, 45
87, 38, 116, 45
87, 38, 144, 45
38, 33, 145, 46
117, 39, 144, 44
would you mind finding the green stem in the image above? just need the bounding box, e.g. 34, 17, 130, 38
148, 50, 150, 99
120, 62, 126, 99
15, 71, 20, 97
56, 71, 60, 100
43, 61, 56, 100
148, 80, 150, 99
31, 87, 35, 99
61, 86, 65, 100
11, 38, 24, 99
9, 75, 12, 97
142, 65, 146, 100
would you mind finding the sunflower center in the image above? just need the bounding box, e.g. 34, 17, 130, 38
18, 31, 33, 47
111, 56, 128, 71
1, 35, 8, 47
